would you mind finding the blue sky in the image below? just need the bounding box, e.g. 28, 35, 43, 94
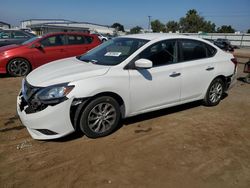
0, 0, 250, 31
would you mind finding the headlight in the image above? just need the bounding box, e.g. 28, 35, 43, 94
36, 83, 74, 101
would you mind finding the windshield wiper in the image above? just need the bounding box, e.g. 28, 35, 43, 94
77, 57, 98, 64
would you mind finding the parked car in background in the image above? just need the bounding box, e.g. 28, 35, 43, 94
17, 34, 237, 140
204, 38, 215, 44
0, 29, 36, 47
96, 33, 109, 42
20, 28, 36, 35
0, 32, 101, 76
214, 38, 234, 52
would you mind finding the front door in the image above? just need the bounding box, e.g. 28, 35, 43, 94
129, 39, 181, 115
32, 34, 68, 67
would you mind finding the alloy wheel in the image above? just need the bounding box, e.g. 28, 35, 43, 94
87, 102, 116, 134
209, 82, 223, 103
8, 58, 30, 76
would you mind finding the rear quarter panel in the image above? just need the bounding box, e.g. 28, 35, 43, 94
213, 50, 235, 77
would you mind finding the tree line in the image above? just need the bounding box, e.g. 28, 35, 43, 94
112, 9, 250, 34
149, 9, 235, 33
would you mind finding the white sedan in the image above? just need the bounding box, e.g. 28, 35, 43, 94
17, 33, 237, 140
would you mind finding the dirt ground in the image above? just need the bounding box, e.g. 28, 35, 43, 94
0, 52, 250, 188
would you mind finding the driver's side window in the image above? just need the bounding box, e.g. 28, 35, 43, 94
138, 40, 177, 67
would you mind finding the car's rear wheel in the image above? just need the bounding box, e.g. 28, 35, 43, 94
203, 78, 224, 106
79, 96, 121, 138
7, 58, 31, 77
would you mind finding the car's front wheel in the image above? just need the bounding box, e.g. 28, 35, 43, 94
7, 58, 31, 77
79, 96, 121, 138
203, 78, 225, 106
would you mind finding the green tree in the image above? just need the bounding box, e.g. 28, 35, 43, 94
179, 9, 216, 33
166, 21, 179, 32
130, 26, 142, 34
111, 23, 125, 32
217, 25, 235, 33
202, 21, 216, 33
247, 29, 250, 33
151, 20, 166, 32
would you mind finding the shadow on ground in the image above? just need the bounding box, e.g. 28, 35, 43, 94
50, 95, 232, 142
0, 74, 11, 78
122, 101, 202, 126
237, 77, 250, 84
54, 101, 203, 142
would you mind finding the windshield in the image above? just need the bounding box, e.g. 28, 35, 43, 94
22, 36, 39, 45
77, 37, 149, 66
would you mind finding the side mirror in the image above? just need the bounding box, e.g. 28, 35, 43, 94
134, 58, 152, 69
32, 42, 43, 49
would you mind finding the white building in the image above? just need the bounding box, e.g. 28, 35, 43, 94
21, 19, 115, 35
0, 21, 11, 29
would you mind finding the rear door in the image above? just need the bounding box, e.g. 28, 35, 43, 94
178, 39, 216, 101
32, 34, 68, 67
65, 34, 95, 57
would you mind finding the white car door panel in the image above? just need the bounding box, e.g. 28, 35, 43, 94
129, 63, 181, 114
178, 39, 216, 101
180, 58, 215, 101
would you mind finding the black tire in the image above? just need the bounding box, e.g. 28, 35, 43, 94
7, 58, 31, 77
203, 78, 225, 106
102, 39, 107, 42
79, 96, 121, 138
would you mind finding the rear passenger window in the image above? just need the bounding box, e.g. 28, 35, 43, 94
206, 43, 217, 57
85, 36, 93, 44
179, 40, 207, 61
67, 35, 91, 45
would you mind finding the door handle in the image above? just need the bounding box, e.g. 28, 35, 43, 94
206, 67, 214, 71
169, 72, 181, 77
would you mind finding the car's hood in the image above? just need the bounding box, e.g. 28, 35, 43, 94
0, 44, 22, 53
26, 57, 111, 87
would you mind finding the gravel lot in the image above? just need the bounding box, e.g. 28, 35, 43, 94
0, 50, 249, 188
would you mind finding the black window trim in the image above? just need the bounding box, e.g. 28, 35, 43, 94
39, 34, 66, 47
65, 34, 93, 45
125, 39, 180, 70
124, 38, 218, 70
11, 31, 30, 38
177, 39, 217, 63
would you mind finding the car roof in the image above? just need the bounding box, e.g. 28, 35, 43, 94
0, 29, 26, 32
43, 32, 94, 37
120, 33, 207, 42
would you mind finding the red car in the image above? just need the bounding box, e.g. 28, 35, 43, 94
0, 32, 101, 76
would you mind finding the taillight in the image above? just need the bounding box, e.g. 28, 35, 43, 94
231, 58, 238, 66
231, 57, 238, 74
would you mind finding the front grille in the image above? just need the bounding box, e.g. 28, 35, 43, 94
19, 93, 28, 112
